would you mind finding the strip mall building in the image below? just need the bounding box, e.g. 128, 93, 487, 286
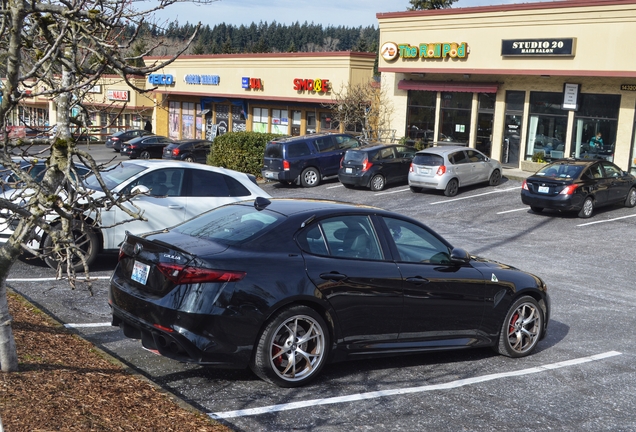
376, 0, 636, 173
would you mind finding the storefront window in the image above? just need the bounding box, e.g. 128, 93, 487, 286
307, 112, 316, 133
502, 91, 525, 166
571, 94, 620, 162
182, 102, 195, 139
215, 104, 229, 137
320, 112, 336, 131
477, 93, 495, 157
631, 115, 636, 175
272, 109, 289, 135
232, 105, 246, 132
169, 101, 180, 139
439, 92, 472, 144
195, 104, 202, 139
291, 110, 301, 136
406, 91, 436, 144
526, 92, 568, 161
252, 107, 268, 133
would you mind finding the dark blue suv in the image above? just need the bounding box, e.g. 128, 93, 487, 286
261, 133, 362, 187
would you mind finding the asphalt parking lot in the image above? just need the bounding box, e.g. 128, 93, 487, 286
7, 155, 636, 431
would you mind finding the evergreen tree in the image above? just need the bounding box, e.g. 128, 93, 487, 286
409, 0, 457, 10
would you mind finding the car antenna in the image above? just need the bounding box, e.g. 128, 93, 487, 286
254, 196, 271, 211
301, 215, 315, 228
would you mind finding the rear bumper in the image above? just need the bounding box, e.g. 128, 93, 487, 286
521, 191, 582, 211
338, 172, 372, 187
408, 173, 446, 190
262, 170, 297, 182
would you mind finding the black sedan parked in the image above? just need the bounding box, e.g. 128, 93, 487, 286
120, 135, 175, 159
338, 144, 416, 191
105, 129, 153, 151
521, 159, 636, 218
162, 139, 213, 163
109, 198, 550, 387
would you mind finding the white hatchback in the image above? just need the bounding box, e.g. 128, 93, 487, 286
408, 146, 502, 197
1, 160, 270, 268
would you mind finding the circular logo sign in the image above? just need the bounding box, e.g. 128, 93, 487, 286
380, 42, 399, 61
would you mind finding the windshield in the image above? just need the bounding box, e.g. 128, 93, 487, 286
174, 204, 283, 245
83, 163, 147, 191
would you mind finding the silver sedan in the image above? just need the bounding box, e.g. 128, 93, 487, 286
408, 146, 502, 197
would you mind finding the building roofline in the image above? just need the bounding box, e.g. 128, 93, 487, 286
144, 51, 377, 61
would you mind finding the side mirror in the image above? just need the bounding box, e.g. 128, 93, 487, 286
131, 185, 150, 196
450, 247, 471, 264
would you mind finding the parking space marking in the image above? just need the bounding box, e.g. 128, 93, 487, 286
64, 322, 112, 328
577, 213, 636, 227
208, 351, 620, 419
497, 208, 529, 214
430, 186, 519, 205
326, 184, 344, 189
374, 188, 411, 196
7, 276, 111, 282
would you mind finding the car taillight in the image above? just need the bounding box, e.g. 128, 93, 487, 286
560, 184, 579, 195
156, 262, 246, 284
409, 163, 414, 173
172, 148, 180, 156
362, 158, 372, 172
340, 156, 344, 168
112, 137, 120, 142
522, 180, 528, 190
436, 165, 446, 176
283, 160, 290, 171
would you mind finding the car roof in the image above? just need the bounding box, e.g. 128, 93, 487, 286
115, 159, 247, 176
546, 158, 600, 167
270, 133, 356, 144
113, 129, 146, 136
415, 145, 471, 155
236, 198, 381, 216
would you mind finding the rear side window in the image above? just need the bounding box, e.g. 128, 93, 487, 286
187, 170, 250, 197
449, 151, 468, 164
286, 142, 311, 158
264, 143, 283, 159
335, 135, 361, 150
412, 153, 444, 166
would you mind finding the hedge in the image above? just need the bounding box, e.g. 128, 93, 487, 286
207, 131, 283, 178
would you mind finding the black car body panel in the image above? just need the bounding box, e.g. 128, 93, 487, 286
109, 199, 550, 382
162, 139, 213, 163
261, 133, 362, 185
105, 129, 153, 151
338, 144, 416, 190
521, 159, 636, 214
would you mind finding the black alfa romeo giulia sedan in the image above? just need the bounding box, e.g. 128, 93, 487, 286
109, 198, 550, 387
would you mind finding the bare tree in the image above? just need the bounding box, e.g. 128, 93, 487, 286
0, 0, 212, 372
323, 79, 395, 143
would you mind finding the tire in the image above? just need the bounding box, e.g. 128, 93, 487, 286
369, 174, 385, 191
42, 221, 99, 271
300, 167, 320, 187
444, 178, 459, 197
578, 197, 594, 218
409, 186, 421, 193
489, 169, 501, 186
530, 206, 543, 213
250, 305, 329, 388
625, 187, 636, 208
140, 150, 151, 159
495, 296, 543, 358
184, 156, 195, 163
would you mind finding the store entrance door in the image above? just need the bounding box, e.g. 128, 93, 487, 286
502, 114, 522, 166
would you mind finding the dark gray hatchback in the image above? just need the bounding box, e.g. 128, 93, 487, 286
261, 133, 362, 187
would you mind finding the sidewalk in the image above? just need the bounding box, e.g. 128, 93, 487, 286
502, 166, 531, 181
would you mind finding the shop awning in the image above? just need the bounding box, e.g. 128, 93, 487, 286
397, 80, 499, 93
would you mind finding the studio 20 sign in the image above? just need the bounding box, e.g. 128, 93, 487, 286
381, 41, 468, 61
293, 78, 330, 93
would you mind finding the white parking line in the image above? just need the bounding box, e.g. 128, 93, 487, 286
208, 351, 621, 420
497, 208, 529, 214
430, 186, 519, 205
326, 184, 344, 189
7, 276, 111, 282
577, 213, 636, 227
64, 322, 112, 328
374, 188, 411, 196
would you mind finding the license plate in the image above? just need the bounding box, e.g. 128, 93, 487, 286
538, 186, 549, 193
131, 261, 150, 285
345, 167, 353, 174
419, 168, 431, 175
265, 172, 277, 179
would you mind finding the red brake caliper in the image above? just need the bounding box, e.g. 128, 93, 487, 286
509, 312, 519, 334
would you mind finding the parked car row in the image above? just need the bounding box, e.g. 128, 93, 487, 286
261, 133, 503, 197
105, 130, 212, 162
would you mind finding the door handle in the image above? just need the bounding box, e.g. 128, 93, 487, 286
406, 276, 430, 285
320, 272, 347, 281
168, 205, 184, 209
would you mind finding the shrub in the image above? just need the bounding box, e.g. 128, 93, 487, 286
532, 151, 546, 163
207, 131, 283, 177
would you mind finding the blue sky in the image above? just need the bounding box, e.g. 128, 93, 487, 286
147, 0, 549, 28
